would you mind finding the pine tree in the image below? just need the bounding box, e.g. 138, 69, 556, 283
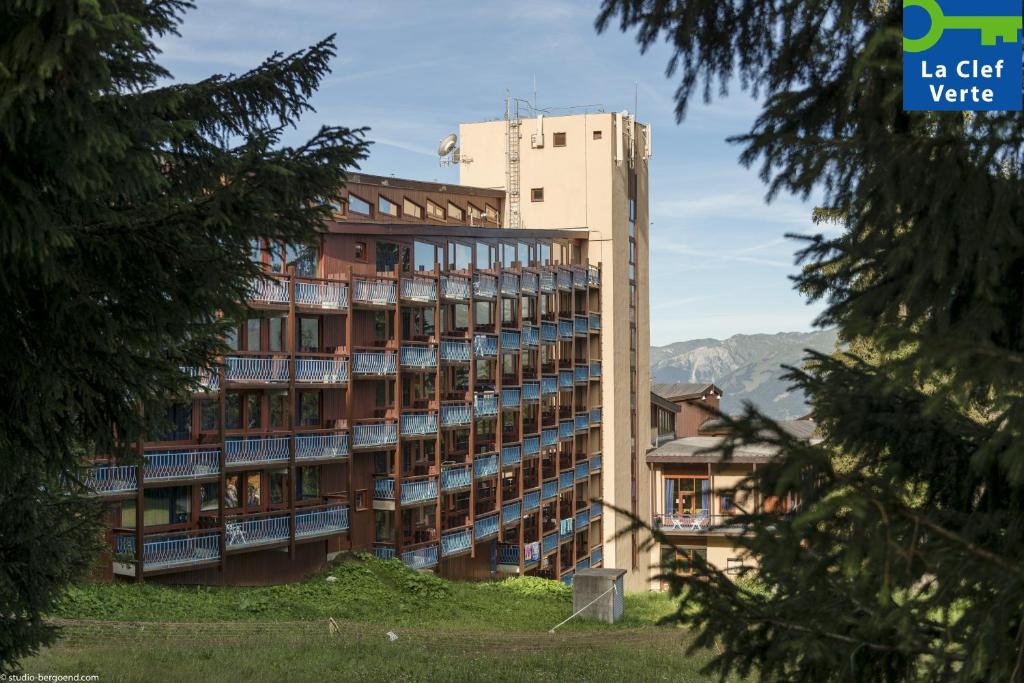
0, 1, 367, 670
599, 1, 1024, 680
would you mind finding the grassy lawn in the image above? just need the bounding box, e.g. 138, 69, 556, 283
22, 556, 720, 681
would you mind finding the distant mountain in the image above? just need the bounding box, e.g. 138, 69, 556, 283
650, 330, 839, 419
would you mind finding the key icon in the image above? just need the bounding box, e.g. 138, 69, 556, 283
904, 0, 1022, 53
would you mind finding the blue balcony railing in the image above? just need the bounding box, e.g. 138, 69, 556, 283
352, 351, 397, 375
440, 340, 470, 363
500, 330, 520, 350
590, 454, 602, 473
225, 435, 289, 467
575, 508, 590, 530
85, 465, 137, 494
521, 325, 539, 347
353, 422, 398, 449
591, 545, 603, 565
353, 278, 397, 306
576, 557, 591, 571
295, 358, 348, 384
540, 322, 557, 343
225, 356, 288, 383
559, 471, 574, 491
540, 270, 556, 292
295, 432, 349, 461
573, 267, 587, 289
473, 273, 497, 298
522, 271, 539, 293
473, 394, 498, 417
225, 513, 290, 550
541, 377, 557, 395
522, 382, 540, 402
557, 269, 572, 291
559, 370, 574, 389
575, 316, 589, 336
294, 281, 348, 310
474, 453, 498, 479
523, 435, 540, 456
374, 545, 396, 560
440, 464, 472, 491
115, 530, 219, 570
401, 544, 439, 570
575, 460, 590, 480
562, 572, 574, 587
474, 513, 499, 540
590, 407, 602, 425
575, 365, 589, 385
441, 275, 470, 300
473, 334, 498, 357
558, 319, 574, 339
400, 276, 437, 302
559, 420, 574, 441
523, 489, 541, 511
497, 543, 519, 565
441, 528, 473, 557
501, 387, 521, 408
373, 478, 395, 500
590, 313, 602, 331
543, 532, 558, 554
401, 413, 438, 437
541, 428, 558, 447
501, 272, 520, 294
588, 265, 601, 287
575, 413, 589, 433
400, 345, 437, 369
143, 448, 219, 481
591, 502, 603, 519
502, 500, 522, 526
441, 403, 472, 426
542, 479, 558, 501
400, 478, 438, 506
501, 443, 521, 467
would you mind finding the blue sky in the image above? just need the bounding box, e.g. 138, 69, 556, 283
157, 0, 829, 345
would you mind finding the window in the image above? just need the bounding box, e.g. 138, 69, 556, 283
297, 391, 320, 427
120, 486, 191, 527
224, 474, 241, 508
298, 317, 319, 353
269, 318, 284, 352
348, 193, 371, 216
269, 391, 286, 429
269, 245, 285, 273
661, 546, 708, 576
355, 489, 368, 511
727, 558, 746, 576
161, 402, 192, 441
376, 241, 409, 273
287, 244, 318, 277
467, 204, 482, 223
379, 195, 400, 217
592, 130, 603, 140
485, 204, 499, 224
403, 198, 423, 219
501, 242, 516, 266
427, 199, 445, 220
246, 393, 261, 429
297, 466, 320, 500
355, 241, 367, 262
225, 326, 239, 352
200, 399, 219, 432
553, 132, 566, 147
225, 392, 242, 430
448, 242, 472, 270
246, 319, 261, 352
270, 469, 288, 505
475, 242, 495, 269
414, 241, 435, 272
200, 483, 219, 511
531, 188, 544, 202
501, 298, 517, 326
249, 239, 262, 265
246, 472, 262, 508
475, 301, 493, 327
720, 495, 735, 515
447, 202, 464, 222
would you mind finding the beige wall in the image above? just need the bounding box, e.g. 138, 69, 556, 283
460, 112, 653, 591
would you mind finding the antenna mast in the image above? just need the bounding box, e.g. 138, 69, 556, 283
505, 94, 522, 229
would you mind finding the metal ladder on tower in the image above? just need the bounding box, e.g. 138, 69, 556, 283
505, 96, 522, 229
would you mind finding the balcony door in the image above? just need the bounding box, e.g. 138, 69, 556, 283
664, 476, 710, 517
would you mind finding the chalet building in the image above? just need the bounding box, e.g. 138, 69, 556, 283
86, 109, 653, 589
646, 384, 816, 588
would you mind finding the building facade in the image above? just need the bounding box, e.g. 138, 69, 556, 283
86, 171, 621, 587
459, 110, 653, 590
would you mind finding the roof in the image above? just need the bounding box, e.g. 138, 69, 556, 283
325, 221, 589, 240
650, 391, 680, 414
651, 382, 722, 401
698, 417, 819, 440
345, 172, 505, 198
646, 419, 820, 464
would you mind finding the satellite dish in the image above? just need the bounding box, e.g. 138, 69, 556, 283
438, 133, 457, 157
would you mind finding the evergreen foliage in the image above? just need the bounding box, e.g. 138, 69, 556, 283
599, 1, 1024, 680
0, 1, 367, 670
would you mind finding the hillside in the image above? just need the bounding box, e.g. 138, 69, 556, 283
651, 330, 839, 419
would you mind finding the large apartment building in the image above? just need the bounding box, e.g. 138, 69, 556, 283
85, 108, 652, 589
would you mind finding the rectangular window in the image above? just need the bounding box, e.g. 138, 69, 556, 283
485, 205, 499, 224
403, 198, 423, 219
355, 241, 367, 262
225, 392, 242, 430
297, 466, 320, 500
287, 244, 318, 278
269, 390, 287, 429
200, 483, 219, 512
531, 188, 544, 202
553, 132, 566, 147
475, 301, 492, 327
501, 298, 516, 325
161, 402, 192, 441
447, 202, 464, 222
348, 193, 371, 216
720, 495, 735, 515
246, 319, 261, 352
225, 326, 239, 352
467, 204, 482, 222
298, 317, 319, 353
246, 472, 262, 508
379, 195, 400, 217
270, 469, 288, 505
120, 486, 192, 528
355, 489, 368, 511
269, 317, 284, 353
592, 130, 602, 140
414, 241, 435, 272
427, 200, 445, 220
224, 474, 241, 508
297, 391, 320, 427
201, 399, 219, 432
475, 242, 495, 269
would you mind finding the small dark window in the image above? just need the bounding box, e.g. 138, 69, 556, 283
355, 241, 367, 262
592, 130, 602, 140
531, 188, 544, 202
553, 132, 566, 147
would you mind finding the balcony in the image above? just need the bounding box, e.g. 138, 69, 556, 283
541, 377, 557, 395
500, 272, 520, 294
588, 265, 601, 287
295, 432, 349, 461
225, 356, 288, 384
575, 365, 589, 385
558, 370, 573, 390
559, 471, 574, 491
574, 316, 589, 337
558, 420, 574, 441
522, 382, 540, 403
557, 269, 572, 291
521, 325, 539, 348
589, 361, 601, 379
400, 345, 437, 369
575, 460, 590, 481
573, 267, 587, 289
401, 543, 439, 570
440, 464, 472, 492
144, 448, 219, 482
543, 532, 558, 554
114, 530, 219, 573
523, 435, 540, 457
181, 366, 219, 393
225, 435, 289, 467
473, 453, 498, 479
400, 412, 438, 437
352, 351, 397, 376
575, 413, 589, 433
501, 443, 522, 467
653, 513, 747, 535
560, 517, 574, 538
401, 478, 438, 506
441, 403, 471, 427
374, 478, 395, 500
441, 528, 473, 557
575, 508, 590, 530
441, 275, 471, 300
352, 278, 397, 306
540, 322, 557, 343
523, 489, 541, 511
558, 320, 574, 340
473, 334, 497, 358
590, 407, 602, 425
590, 454, 602, 473
591, 545, 603, 565
352, 421, 398, 449
592, 502, 603, 519
500, 330, 520, 350
590, 313, 601, 332
576, 557, 591, 572
85, 464, 138, 495
474, 513, 499, 540
501, 387, 521, 408
541, 428, 558, 448
294, 281, 348, 310
542, 479, 558, 501
400, 276, 437, 303
539, 270, 555, 292
374, 545, 396, 560
522, 271, 538, 293
249, 277, 289, 305
295, 358, 348, 384
473, 273, 497, 299
497, 543, 519, 567
473, 394, 498, 417
226, 512, 290, 550
440, 339, 471, 363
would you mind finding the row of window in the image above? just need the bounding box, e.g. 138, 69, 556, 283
341, 193, 499, 225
